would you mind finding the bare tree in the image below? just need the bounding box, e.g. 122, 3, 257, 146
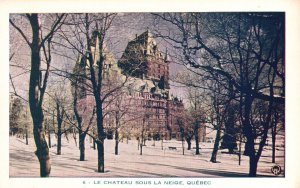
209, 80, 226, 163
71, 80, 96, 161
44, 78, 74, 155
111, 92, 132, 155
57, 13, 128, 172
135, 104, 152, 156
176, 117, 185, 155
10, 13, 66, 177
174, 72, 208, 154
186, 88, 206, 155
55, 98, 65, 155
270, 103, 284, 163
153, 12, 284, 176
9, 96, 23, 136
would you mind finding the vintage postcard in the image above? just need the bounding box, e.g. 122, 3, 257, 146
1, 0, 299, 188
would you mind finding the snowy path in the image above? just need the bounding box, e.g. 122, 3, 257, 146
9, 136, 284, 177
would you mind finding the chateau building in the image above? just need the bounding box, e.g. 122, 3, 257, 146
117, 30, 184, 139
75, 30, 205, 141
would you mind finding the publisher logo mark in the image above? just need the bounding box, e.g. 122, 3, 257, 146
271, 165, 282, 176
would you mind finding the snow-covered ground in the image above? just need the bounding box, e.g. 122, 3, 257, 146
9, 135, 284, 177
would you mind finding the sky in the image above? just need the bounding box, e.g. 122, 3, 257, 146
9, 13, 187, 102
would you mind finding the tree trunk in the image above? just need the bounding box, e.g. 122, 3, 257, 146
139, 138, 143, 155
94, 92, 105, 172
97, 141, 104, 172
181, 139, 185, 155
47, 122, 51, 148
25, 127, 29, 145
56, 102, 63, 155
221, 82, 236, 153
161, 139, 163, 150
186, 138, 191, 150
93, 138, 96, 150
65, 131, 69, 142
86, 30, 108, 173
249, 160, 258, 177
114, 112, 120, 155
242, 95, 257, 177
243, 94, 253, 157
272, 125, 276, 163
28, 14, 51, 177
249, 149, 258, 177
238, 134, 242, 165
48, 133, 51, 148
140, 118, 145, 155
57, 133, 61, 155
33, 120, 51, 177
140, 139, 145, 154
56, 119, 62, 155
244, 140, 251, 156
115, 129, 119, 155
245, 125, 258, 177
210, 125, 221, 163
73, 131, 77, 147
51, 112, 55, 147
79, 133, 86, 161
194, 122, 200, 155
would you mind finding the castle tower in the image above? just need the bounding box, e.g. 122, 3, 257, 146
118, 30, 170, 87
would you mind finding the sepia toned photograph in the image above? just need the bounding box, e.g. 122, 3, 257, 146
9, 12, 285, 179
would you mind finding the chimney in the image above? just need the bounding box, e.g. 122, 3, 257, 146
164, 48, 170, 62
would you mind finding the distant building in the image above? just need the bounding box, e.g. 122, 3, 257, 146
75, 30, 206, 141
